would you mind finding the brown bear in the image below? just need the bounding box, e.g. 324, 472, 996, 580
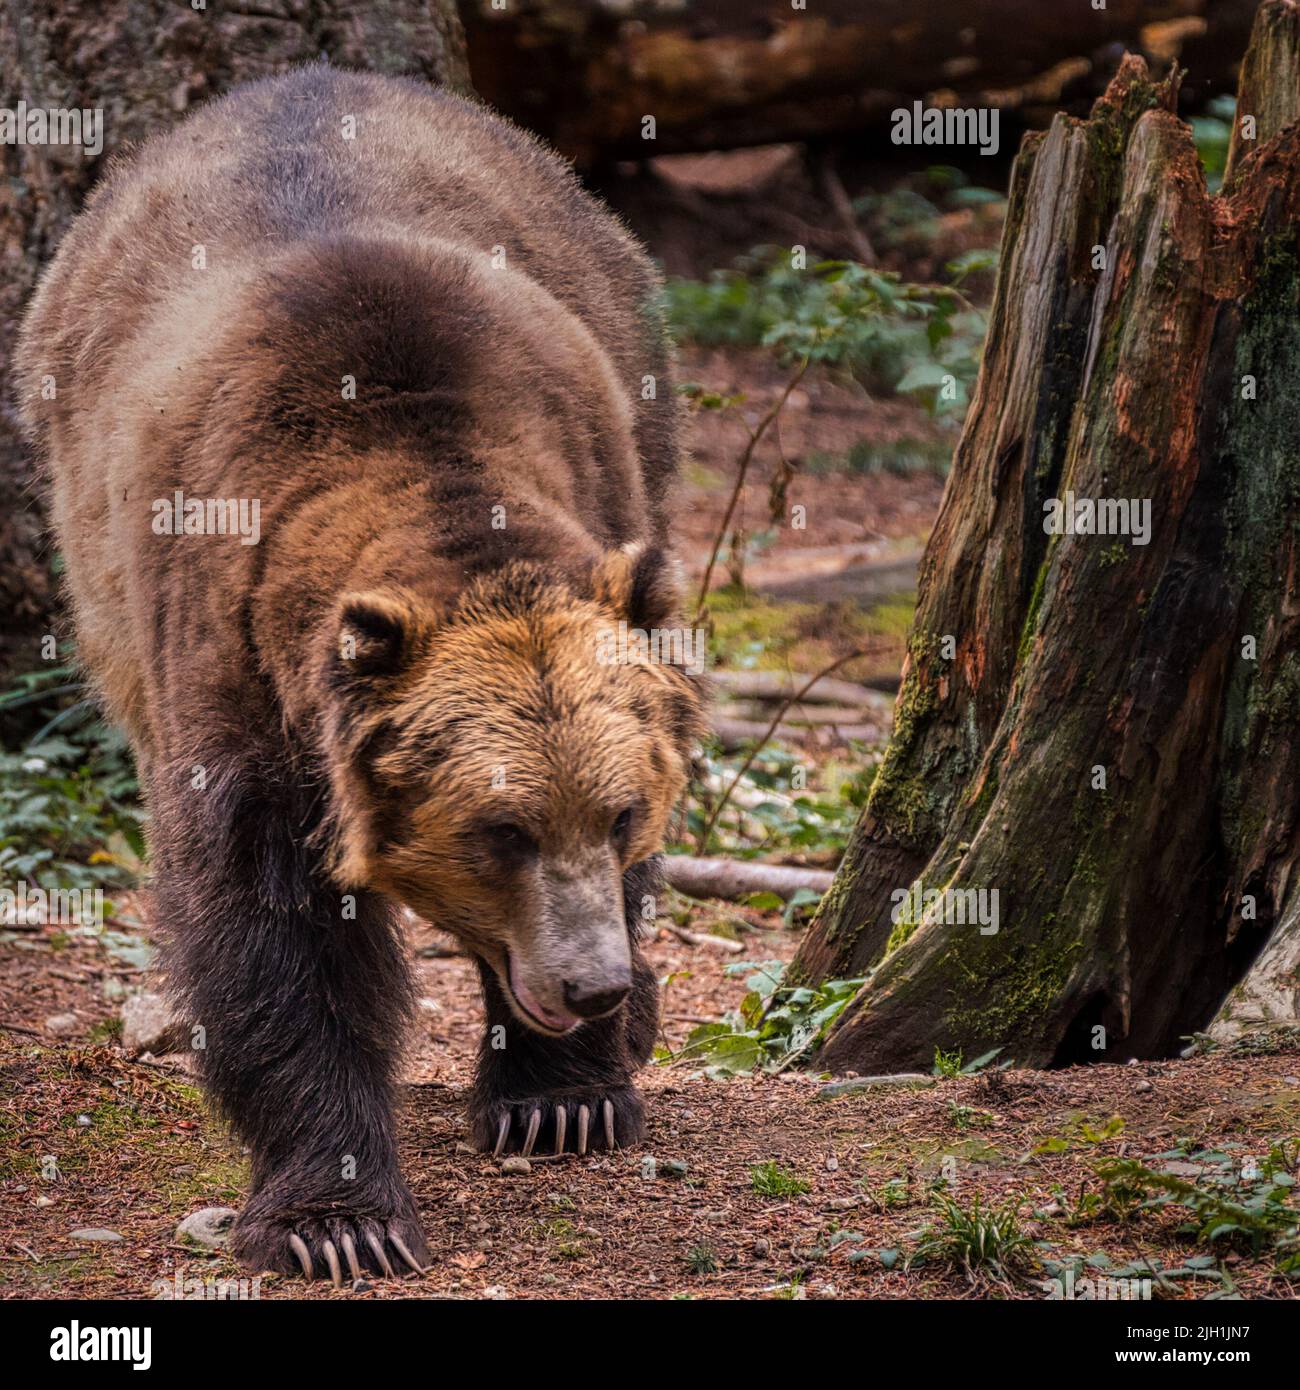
16, 66, 706, 1283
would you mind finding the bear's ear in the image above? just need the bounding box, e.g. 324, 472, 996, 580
333, 589, 429, 683
591, 542, 684, 631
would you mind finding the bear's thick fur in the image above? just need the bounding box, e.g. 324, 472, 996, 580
17, 67, 705, 1280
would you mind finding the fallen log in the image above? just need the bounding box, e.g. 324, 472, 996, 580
664, 856, 834, 902
752, 554, 922, 609
711, 716, 882, 751
710, 669, 896, 716
720, 700, 885, 728
461, 0, 1258, 166
661, 923, 746, 954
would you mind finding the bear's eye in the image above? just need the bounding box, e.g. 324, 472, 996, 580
483, 822, 537, 860
611, 807, 635, 845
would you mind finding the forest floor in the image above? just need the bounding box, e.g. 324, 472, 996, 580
3, 900, 1299, 1302
4, 199, 1297, 1300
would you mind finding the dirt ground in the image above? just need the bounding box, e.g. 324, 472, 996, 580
675, 344, 950, 557
2, 899, 1299, 1302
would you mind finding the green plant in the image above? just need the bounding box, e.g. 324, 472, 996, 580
1191, 94, 1238, 194
750, 1161, 810, 1198
0, 668, 144, 894
1032, 1114, 1126, 1154
681, 739, 863, 860
873, 1177, 911, 1210
947, 1102, 993, 1133
932, 1046, 1006, 1078
685, 1244, 718, 1275
659, 959, 863, 1076
908, 1192, 1037, 1282
1095, 1146, 1300, 1270
663, 250, 985, 417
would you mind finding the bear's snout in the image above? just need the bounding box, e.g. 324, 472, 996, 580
562, 973, 632, 1020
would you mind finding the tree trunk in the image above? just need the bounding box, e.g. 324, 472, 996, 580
0, 0, 469, 692
461, 0, 1259, 166
790, 1, 1300, 1072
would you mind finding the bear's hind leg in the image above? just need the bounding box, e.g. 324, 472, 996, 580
152, 767, 428, 1283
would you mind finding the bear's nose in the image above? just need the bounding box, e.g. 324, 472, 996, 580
562, 977, 631, 1019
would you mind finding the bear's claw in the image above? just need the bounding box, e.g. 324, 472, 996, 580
493, 1099, 613, 1157
284, 1222, 425, 1286
238, 1209, 428, 1287
479, 1086, 642, 1158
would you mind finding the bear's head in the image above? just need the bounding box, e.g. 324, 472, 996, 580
321, 545, 707, 1034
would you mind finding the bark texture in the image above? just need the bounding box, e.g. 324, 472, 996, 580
0, 0, 469, 686
462, 0, 1259, 165
791, 1, 1300, 1070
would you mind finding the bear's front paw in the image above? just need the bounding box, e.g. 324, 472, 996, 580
232, 1193, 430, 1286
471, 1084, 645, 1157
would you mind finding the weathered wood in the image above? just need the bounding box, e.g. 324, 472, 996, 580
462, 0, 1259, 165
711, 716, 882, 751
1224, 0, 1300, 187
792, 4, 1300, 1071
1210, 891, 1300, 1041
711, 668, 895, 714
721, 701, 882, 728
665, 856, 833, 902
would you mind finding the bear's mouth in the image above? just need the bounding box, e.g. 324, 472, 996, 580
506, 955, 581, 1035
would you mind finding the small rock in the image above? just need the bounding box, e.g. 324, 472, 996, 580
120, 991, 185, 1057
1035, 1201, 1064, 1218
481, 1284, 510, 1300
660, 1159, 689, 1178
176, 1207, 237, 1249
824, 1155, 839, 1172
1284, 1076, 1300, 1086
1135, 1079, 1153, 1093
825, 1197, 859, 1211
71, 1228, 123, 1243
417, 997, 440, 1013
1158, 1161, 1205, 1178
44, 1012, 79, 1037
639, 1156, 657, 1180
35, 1196, 54, 1208
352, 1278, 372, 1293
500, 1156, 531, 1176
101, 977, 127, 1003
76, 1114, 92, 1127
752, 1238, 771, 1257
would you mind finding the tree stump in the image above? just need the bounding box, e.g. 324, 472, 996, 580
791, 0, 1300, 1072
